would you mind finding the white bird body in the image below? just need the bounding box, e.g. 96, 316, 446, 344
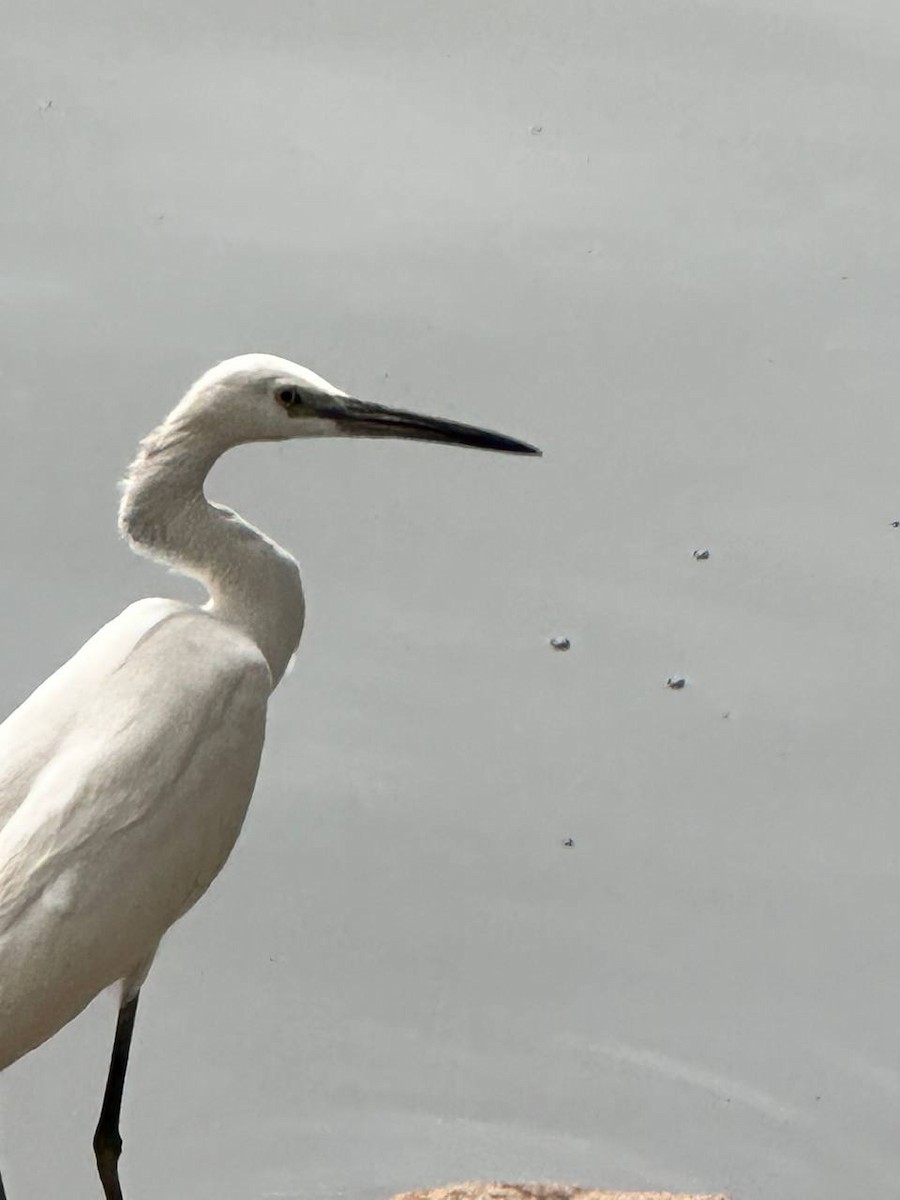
0, 600, 271, 1070
0, 353, 538, 1198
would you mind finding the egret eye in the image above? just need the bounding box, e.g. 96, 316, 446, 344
277, 387, 300, 407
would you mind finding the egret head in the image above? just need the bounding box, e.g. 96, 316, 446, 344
174, 353, 541, 456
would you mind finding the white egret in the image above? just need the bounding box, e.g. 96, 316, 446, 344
0, 354, 539, 1199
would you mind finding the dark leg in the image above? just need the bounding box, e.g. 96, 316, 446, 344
93, 992, 140, 1200
0, 1163, 6, 1199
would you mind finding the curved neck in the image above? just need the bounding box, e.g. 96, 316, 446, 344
118, 417, 305, 687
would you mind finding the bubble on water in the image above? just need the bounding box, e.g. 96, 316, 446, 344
550, 636, 571, 651
693, 548, 710, 560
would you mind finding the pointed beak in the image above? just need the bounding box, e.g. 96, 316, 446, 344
331, 397, 542, 456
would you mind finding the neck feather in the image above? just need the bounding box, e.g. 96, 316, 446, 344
118, 416, 305, 686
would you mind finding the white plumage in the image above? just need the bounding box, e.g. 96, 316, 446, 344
0, 600, 270, 1068
0, 353, 539, 1199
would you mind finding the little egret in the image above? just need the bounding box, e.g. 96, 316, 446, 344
0, 354, 539, 1199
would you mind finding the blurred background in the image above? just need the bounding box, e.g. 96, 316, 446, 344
2, 2, 900, 1197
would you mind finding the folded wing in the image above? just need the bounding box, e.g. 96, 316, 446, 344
0, 608, 272, 1070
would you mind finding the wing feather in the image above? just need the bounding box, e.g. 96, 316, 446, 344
0, 598, 192, 831
0, 608, 271, 1069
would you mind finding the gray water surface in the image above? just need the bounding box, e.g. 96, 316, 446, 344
2, 2, 900, 1197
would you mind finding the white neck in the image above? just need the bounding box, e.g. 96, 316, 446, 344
118, 415, 305, 687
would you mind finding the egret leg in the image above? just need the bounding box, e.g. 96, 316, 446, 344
93, 992, 140, 1200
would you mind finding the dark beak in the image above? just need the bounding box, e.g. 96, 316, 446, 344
332, 397, 541, 456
